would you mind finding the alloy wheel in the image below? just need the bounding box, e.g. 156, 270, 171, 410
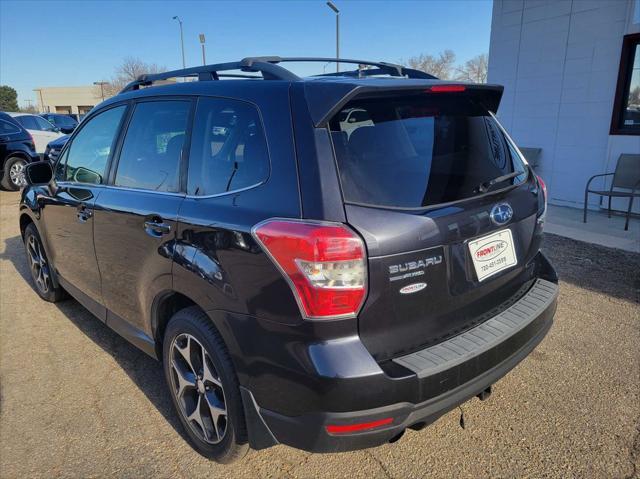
27, 234, 50, 294
169, 333, 228, 444
9, 159, 27, 188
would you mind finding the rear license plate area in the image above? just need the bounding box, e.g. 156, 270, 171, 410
468, 229, 517, 282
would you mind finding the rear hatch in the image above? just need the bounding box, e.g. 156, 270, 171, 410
327, 86, 544, 361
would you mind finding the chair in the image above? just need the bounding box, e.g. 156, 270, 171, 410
583, 154, 640, 230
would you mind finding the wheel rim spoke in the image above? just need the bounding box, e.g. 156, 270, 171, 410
171, 359, 196, 398
10, 161, 26, 186
26, 235, 49, 293
202, 352, 221, 387
170, 333, 227, 445
205, 391, 227, 441
174, 335, 196, 372
186, 395, 211, 441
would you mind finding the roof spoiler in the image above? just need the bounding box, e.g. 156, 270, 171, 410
304, 82, 505, 127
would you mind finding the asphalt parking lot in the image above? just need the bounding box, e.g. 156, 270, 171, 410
0, 190, 638, 479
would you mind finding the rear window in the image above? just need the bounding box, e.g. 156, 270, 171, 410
0, 119, 21, 134
329, 94, 527, 209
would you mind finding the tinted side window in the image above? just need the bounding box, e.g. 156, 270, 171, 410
188, 97, 269, 196
35, 116, 56, 131
0, 119, 21, 134
15, 116, 38, 130
59, 105, 126, 184
114, 101, 190, 192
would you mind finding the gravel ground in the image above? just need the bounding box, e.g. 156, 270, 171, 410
0, 190, 638, 478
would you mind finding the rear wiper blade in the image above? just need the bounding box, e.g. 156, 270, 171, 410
475, 171, 523, 194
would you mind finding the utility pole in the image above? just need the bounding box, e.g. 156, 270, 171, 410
199, 33, 206, 65
326, 1, 340, 73
173, 16, 186, 69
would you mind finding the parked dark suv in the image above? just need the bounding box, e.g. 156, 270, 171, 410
0, 112, 39, 190
19, 57, 558, 463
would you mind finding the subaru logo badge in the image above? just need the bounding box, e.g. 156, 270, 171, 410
490, 203, 513, 226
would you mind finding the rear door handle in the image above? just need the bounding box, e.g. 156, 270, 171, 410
144, 219, 171, 237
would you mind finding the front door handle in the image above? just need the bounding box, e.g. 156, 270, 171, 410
76, 204, 92, 223
144, 218, 171, 237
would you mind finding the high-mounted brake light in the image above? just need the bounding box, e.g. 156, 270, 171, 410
326, 418, 393, 435
428, 85, 466, 93
252, 219, 367, 320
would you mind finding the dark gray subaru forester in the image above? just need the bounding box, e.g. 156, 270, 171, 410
19, 57, 558, 463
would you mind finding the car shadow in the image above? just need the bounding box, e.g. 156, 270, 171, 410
542, 233, 640, 305
2, 231, 637, 453
0, 234, 191, 444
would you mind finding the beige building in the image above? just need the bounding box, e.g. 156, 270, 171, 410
33, 85, 106, 115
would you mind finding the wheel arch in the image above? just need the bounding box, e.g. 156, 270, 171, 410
19, 211, 34, 239
151, 291, 240, 363
151, 291, 197, 357
3, 150, 31, 168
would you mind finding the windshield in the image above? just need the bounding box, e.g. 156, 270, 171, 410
329, 94, 527, 209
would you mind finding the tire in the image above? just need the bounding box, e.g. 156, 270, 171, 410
1, 156, 28, 191
23, 223, 65, 302
163, 307, 249, 463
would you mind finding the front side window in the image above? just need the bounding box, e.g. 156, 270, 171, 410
611, 33, 640, 134
34, 116, 58, 132
114, 100, 190, 192
329, 94, 527, 209
58, 105, 126, 184
187, 97, 269, 196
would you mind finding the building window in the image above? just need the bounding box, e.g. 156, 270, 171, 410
611, 33, 640, 135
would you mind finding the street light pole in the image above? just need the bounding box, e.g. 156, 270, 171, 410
93, 81, 108, 102
199, 33, 206, 65
172, 16, 186, 69
326, 1, 340, 73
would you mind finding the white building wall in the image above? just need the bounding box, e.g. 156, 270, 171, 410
488, 0, 640, 211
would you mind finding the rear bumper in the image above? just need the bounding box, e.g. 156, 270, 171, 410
242, 274, 558, 453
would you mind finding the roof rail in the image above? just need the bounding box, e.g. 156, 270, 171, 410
312, 67, 434, 80
256, 56, 437, 79
118, 56, 436, 93
119, 59, 300, 93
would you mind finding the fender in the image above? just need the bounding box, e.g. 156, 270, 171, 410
18, 191, 62, 291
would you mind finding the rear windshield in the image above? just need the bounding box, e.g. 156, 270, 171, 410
329, 94, 527, 209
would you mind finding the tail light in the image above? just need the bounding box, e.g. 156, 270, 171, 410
537, 175, 547, 205
252, 219, 367, 320
536, 175, 547, 221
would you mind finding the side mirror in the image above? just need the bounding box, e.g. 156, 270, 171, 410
25, 161, 53, 186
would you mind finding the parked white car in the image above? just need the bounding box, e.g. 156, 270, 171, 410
6, 113, 64, 154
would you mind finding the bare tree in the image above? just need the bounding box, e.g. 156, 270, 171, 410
98, 57, 166, 99
405, 50, 457, 79
455, 53, 488, 83
20, 103, 38, 114
629, 85, 640, 106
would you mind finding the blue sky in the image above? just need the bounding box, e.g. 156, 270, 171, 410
0, 0, 492, 106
